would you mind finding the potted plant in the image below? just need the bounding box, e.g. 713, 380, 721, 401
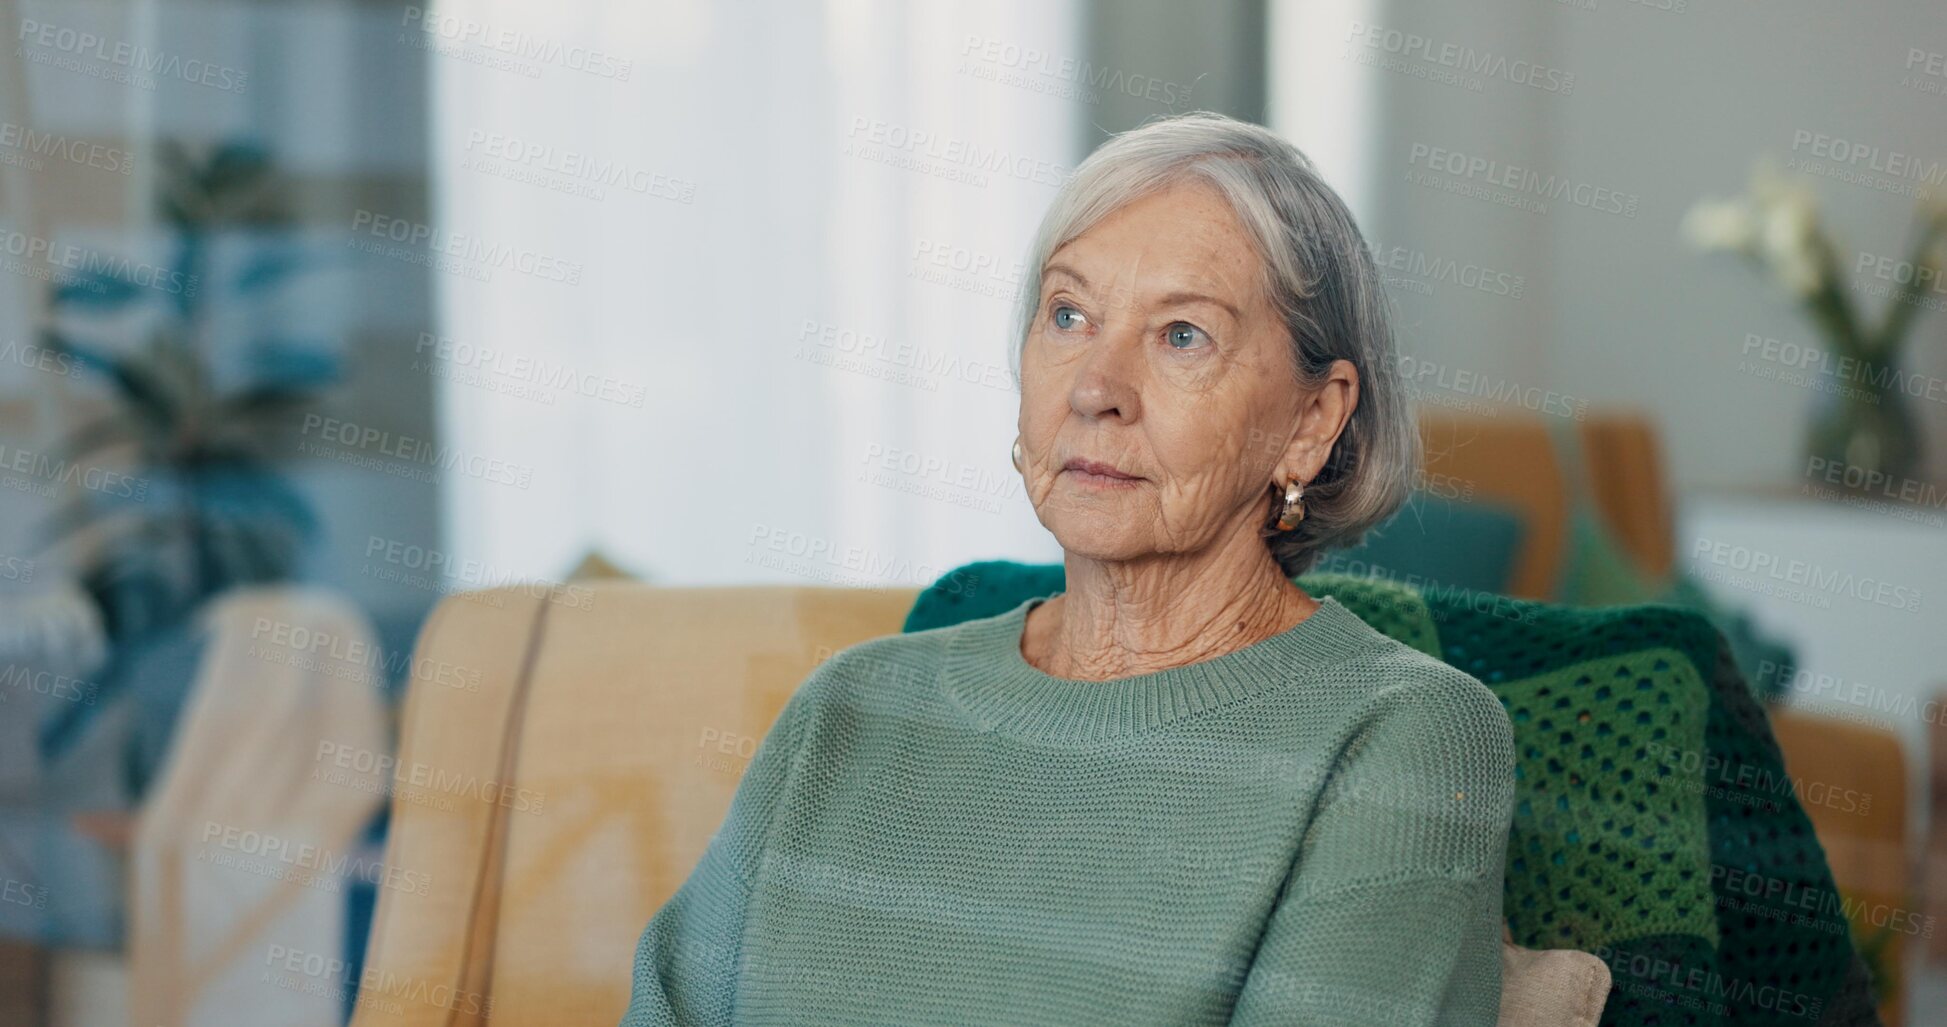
34, 140, 339, 791
1682, 159, 1947, 488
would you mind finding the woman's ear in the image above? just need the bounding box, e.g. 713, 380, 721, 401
1280, 358, 1360, 483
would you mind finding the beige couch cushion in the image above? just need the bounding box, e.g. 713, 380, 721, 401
1499, 925, 1612, 1027
353, 583, 919, 1026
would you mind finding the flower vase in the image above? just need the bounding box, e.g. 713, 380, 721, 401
1805, 357, 1923, 488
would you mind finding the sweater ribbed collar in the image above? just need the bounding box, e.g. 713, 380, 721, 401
941, 592, 1383, 743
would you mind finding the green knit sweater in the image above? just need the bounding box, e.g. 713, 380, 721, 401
620, 593, 1518, 1026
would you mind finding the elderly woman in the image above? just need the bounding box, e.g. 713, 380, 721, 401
622, 111, 1515, 1026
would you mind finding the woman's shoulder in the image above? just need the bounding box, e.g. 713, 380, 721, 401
791, 621, 958, 706
1329, 631, 1514, 756
1316, 605, 1489, 696
827, 617, 961, 669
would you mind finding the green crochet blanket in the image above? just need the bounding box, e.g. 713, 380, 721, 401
902, 561, 1882, 1027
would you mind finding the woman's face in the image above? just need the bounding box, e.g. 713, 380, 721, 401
1017, 180, 1354, 566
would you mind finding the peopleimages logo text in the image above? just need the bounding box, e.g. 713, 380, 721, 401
315, 741, 545, 814
349, 210, 583, 285
1406, 144, 1640, 217
958, 35, 1192, 107
1689, 537, 1922, 611
15, 19, 248, 92
0, 121, 133, 174
1345, 22, 1575, 94
0, 230, 197, 297
300, 414, 534, 488
399, 7, 632, 80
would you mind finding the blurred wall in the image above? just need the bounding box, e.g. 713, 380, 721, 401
1273, 0, 1947, 492
1082, 0, 1265, 139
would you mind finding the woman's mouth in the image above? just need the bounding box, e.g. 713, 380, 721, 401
1060, 458, 1143, 489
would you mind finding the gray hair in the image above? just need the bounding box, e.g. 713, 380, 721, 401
1011, 111, 1419, 578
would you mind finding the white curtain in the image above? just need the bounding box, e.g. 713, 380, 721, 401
429, 0, 1080, 587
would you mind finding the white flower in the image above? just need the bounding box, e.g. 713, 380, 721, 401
1759, 184, 1818, 263
1689, 157, 1840, 298
1681, 198, 1756, 253
1725, 156, 1826, 297
1760, 195, 1823, 295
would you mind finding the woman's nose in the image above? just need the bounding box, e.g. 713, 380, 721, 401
1067, 323, 1143, 423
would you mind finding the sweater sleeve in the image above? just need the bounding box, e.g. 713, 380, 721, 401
617, 672, 819, 1027
1228, 671, 1517, 1027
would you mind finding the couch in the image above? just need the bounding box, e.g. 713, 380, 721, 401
352, 582, 1621, 1027
350, 565, 1894, 1027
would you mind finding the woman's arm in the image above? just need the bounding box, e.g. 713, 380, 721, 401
1228, 670, 1517, 1026
618, 673, 821, 1026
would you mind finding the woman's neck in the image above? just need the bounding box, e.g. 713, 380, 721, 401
1023, 534, 1318, 682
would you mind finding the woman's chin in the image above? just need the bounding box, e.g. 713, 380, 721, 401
1044, 525, 1155, 565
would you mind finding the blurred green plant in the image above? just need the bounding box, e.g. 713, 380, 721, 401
34, 139, 340, 768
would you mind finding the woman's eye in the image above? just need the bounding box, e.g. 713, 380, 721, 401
1165, 322, 1210, 350
1052, 305, 1088, 331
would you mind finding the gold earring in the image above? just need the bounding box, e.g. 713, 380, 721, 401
1274, 479, 1306, 531
1011, 436, 1025, 473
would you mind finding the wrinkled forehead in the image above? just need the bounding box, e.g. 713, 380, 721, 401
1039, 185, 1274, 314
